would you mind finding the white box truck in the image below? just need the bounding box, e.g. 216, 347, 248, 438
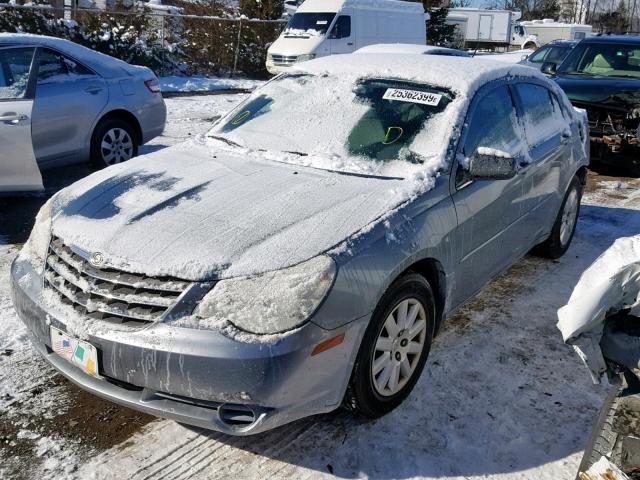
446, 9, 592, 50
446, 8, 522, 49
266, 0, 427, 75
512, 19, 593, 49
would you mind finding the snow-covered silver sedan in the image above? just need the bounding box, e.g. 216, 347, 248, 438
0, 34, 166, 193
11, 54, 589, 435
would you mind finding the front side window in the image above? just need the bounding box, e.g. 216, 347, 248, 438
463, 85, 521, 158
284, 12, 336, 37
212, 74, 455, 176
558, 42, 640, 79
329, 15, 351, 39
515, 83, 560, 146
0, 47, 35, 100
37, 49, 93, 84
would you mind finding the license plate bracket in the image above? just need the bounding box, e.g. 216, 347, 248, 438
50, 326, 100, 378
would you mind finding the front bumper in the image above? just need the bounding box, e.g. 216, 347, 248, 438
10, 257, 368, 435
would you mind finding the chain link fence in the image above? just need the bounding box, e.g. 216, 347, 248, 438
0, 3, 287, 78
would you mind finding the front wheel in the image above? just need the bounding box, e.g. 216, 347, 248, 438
535, 175, 582, 259
91, 118, 138, 169
344, 273, 435, 418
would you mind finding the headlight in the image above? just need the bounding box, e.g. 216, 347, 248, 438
195, 255, 336, 335
19, 197, 53, 272
296, 54, 316, 63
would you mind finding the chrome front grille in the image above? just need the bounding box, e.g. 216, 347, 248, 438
44, 237, 190, 324
270, 54, 298, 65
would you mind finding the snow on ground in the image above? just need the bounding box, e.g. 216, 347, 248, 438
160, 77, 262, 93
0, 92, 638, 480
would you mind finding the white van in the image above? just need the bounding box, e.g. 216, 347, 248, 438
266, 0, 427, 75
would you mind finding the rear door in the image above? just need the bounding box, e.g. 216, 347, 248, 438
450, 83, 529, 305
478, 15, 493, 40
0, 46, 43, 193
512, 82, 567, 244
31, 48, 108, 167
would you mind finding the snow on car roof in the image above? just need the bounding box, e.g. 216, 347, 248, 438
354, 43, 469, 57
295, 52, 549, 95
0, 33, 150, 79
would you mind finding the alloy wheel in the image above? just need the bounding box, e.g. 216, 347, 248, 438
560, 188, 579, 246
371, 298, 427, 397
101, 128, 134, 165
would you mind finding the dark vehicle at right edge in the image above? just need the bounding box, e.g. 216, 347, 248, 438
544, 35, 640, 170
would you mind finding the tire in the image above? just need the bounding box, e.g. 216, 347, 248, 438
577, 385, 624, 478
535, 175, 582, 259
344, 273, 436, 418
90, 118, 139, 169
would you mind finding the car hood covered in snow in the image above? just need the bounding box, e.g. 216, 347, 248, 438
50, 140, 406, 281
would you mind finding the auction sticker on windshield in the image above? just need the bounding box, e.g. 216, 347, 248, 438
383, 88, 442, 106
50, 326, 100, 378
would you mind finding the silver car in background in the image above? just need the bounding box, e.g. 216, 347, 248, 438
11, 54, 588, 435
0, 34, 166, 193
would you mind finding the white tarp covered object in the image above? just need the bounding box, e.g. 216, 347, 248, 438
557, 235, 640, 382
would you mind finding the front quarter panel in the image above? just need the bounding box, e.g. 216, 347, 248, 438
312, 175, 458, 331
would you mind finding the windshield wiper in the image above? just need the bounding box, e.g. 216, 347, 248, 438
284, 150, 308, 156
209, 135, 244, 148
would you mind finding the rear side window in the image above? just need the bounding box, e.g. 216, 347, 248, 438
529, 46, 550, 63
463, 85, 521, 158
0, 47, 35, 100
515, 83, 562, 145
330, 16, 351, 39
37, 49, 93, 84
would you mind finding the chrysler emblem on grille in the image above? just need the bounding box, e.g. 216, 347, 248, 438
88, 252, 104, 267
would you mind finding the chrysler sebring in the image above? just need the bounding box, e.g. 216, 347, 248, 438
11, 54, 589, 435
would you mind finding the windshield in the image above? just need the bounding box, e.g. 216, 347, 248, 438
558, 42, 640, 79
211, 74, 455, 176
284, 13, 336, 37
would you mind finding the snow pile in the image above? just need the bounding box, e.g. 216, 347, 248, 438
557, 235, 640, 381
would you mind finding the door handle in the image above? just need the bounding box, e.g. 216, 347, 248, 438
0, 113, 28, 124
347, 42, 354, 45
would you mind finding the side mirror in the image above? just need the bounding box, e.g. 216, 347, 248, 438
468, 150, 517, 180
521, 54, 529, 61
541, 61, 557, 75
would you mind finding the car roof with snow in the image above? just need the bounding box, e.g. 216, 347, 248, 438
355, 43, 470, 57
294, 53, 552, 96
0, 33, 150, 79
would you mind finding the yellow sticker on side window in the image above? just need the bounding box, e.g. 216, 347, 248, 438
383, 88, 442, 106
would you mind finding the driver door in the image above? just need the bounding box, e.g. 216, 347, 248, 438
449, 83, 530, 306
329, 14, 354, 54
0, 46, 42, 192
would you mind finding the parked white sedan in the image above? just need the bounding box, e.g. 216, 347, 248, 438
0, 34, 166, 193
